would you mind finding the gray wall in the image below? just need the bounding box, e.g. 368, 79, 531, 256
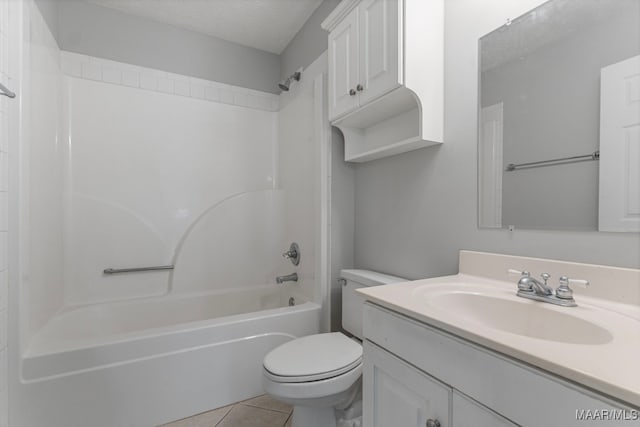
34, 0, 58, 41
35, 0, 281, 94
280, 0, 340, 81
353, 0, 640, 280
481, 9, 639, 230
34, 0, 342, 94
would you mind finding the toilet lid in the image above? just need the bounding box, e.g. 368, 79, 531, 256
263, 333, 362, 382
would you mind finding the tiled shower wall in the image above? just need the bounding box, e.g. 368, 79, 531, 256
0, 0, 9, 423
60, 51, 280, 112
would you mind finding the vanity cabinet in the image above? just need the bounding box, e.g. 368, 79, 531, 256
363, 341, 450, 427
363, 303, 635, 427
452, 392, 517, 427
322, 0, 443, 162
327, 0, 401, 119
364, 341, 514, 427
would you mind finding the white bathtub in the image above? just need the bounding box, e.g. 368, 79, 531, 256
17, 284, 321, 427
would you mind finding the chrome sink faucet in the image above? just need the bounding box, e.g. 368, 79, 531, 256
508, 270, 589, 307
517, 272, 553, 296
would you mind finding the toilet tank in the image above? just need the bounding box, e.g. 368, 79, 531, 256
340, 269, 406, 339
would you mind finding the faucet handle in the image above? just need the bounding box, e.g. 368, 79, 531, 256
558, 276, 590, 288
567, 277, 590, 288
282, 249, 297, 259
556, 276, 573, 299
508, 270, 533, 291
555, 276, 589, 300
507, 269, 529, 277
282, 242, 300, 266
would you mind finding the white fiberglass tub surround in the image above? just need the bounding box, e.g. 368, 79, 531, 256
14, 5, 329, 424
64, 75, 282, 304
19, 284, 320, 427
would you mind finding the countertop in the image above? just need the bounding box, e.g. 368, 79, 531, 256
357, 273, 640, 408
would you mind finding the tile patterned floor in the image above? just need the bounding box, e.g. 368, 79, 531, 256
160, 395, 293, 427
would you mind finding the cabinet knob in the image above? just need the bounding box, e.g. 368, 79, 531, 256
426, 420, 441, 427
349, 89, 356, 96
356, 84, 364, 91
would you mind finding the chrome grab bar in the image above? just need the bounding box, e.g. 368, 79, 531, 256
506, 150, 599, 171
103, 265, 174, 275
0, 82, 15, 98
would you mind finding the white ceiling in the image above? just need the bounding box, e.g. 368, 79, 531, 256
83, 0, 324, 54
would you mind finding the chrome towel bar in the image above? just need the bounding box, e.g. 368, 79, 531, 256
506, 150, 599, 171
103, 265, 174, 275
0, 82, 15, 98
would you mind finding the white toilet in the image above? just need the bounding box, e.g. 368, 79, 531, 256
263, 269, 405, 427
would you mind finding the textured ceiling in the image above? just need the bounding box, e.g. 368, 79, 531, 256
83, 0, 324, 54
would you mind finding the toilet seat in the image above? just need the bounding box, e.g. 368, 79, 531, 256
264, 357, 362, 383
263, 333, 362, 383
263, 362, 363, 404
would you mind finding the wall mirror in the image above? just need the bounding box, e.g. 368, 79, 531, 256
477, 0, 640, 232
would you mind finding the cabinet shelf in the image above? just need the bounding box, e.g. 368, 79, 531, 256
333, 86, 441, 162
345, 135, 433, 163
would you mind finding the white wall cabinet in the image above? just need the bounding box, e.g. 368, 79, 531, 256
328, 7, 360, 118
328, 0, 401, 120
357, 0, 401, 105
363, 303, 635, 427
322, 0, 443, 162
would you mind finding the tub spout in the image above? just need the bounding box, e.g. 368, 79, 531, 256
276, 273, 298, 284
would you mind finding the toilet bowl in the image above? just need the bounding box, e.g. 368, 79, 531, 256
263, 270, 405, 427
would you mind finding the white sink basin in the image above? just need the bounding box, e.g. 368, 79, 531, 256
426, 290, 613, 345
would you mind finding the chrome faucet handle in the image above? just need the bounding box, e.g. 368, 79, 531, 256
282, 249, 297, 259
507, 269, 529, 277
555, 276, 589, 300
282, 242, 300, 266
508, 269, 533, 291
556, 276, 573, 300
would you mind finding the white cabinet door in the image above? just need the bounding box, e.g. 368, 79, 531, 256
358, 0, 402, 105
598, 55, 640, 232
363, 341, 450, 427
328, 7, 359, 120
452, 392, 517, 427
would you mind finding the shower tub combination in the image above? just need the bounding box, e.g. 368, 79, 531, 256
13, 9, 329, 424
19, 284, 320, 427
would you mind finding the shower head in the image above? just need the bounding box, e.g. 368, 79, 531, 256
278, 71, 301, 92
278, 81, 290, 91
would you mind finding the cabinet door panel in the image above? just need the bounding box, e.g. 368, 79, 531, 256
452, 392, 518, 427
364, 341, 450, 427
328, 8, 359, 120
358, 0, 402, 105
